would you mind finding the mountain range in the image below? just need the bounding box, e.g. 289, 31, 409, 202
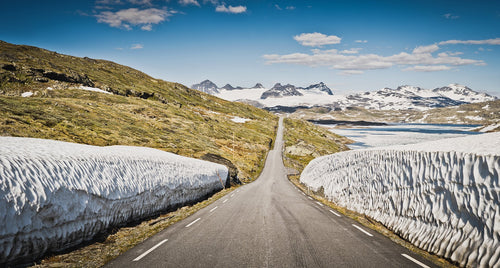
191, 80, 333, 100
191, 79, 496, 111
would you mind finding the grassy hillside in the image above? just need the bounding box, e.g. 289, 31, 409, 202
283, 118, 352, 174
0, 40, 277, 180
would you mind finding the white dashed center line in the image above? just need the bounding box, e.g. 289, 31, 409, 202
230, 193, 235, 197
222, 199, 228, 203
307, 197, 313, 200
401, 254, 430, 268
185, 218, 201, 228
352, 224, 373, 237
132, 239, 168, 261
329, 209, 341, 217
315, 201, 324, 207
209, 206, 218, 213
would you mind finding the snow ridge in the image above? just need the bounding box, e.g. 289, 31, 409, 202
300, 133, 500, 267
0, 137, 228, 264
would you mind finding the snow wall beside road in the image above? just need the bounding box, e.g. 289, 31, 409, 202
0, 137, 228, 264
301, 132, 500, 267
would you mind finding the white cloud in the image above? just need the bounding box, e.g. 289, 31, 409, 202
443, 13, 459, 19
95, 8, 173, 30
130, 44, 144, 49
203, 0, 219, 5
413, 44, 440, 54
275, 4, 282, 10
293, 32, 341, 47
403, 65, 452, 72
355, 40, 368, 43
141, 24, 152, 31
215, 5, 247, 13
96, 0, 122, 4
263, 43, 484, 72
179, 0, 200, 6
129, 0, 152, 5
286, 6, 295, 10
340, 70, 364, 75
439, 38, 500, 45
340, 48, 361, 54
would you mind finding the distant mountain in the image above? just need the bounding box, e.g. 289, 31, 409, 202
299, 82, 333, 95
221, 84, 235, 90
191, 80, 219, 94
261, 83, 303, 99
341, 84, 497, 111
432, 84, 495, 103
252, 83, 265, 89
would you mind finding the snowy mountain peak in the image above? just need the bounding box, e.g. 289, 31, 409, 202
191, 80, 220, 94
301, 82, 333, 95
221, 84, 235, 90
261, 83, 303, 99
252, 83, 265, 89
432, 84, 496, 103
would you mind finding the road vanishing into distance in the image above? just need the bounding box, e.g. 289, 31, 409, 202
106, 117, 436, 268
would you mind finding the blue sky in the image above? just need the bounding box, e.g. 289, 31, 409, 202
1, 0, 499, 96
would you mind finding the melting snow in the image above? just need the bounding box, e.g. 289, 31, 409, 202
78, 86, 111, 94
464, 115, 484, 121
300, 132, 500, 267
0, 137, 228, 264
231, 116, 251, 123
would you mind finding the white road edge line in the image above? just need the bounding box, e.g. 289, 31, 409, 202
209, 206, 218, 212
352, 224, 373, 237
302, 193, 305, 196
132, 239, 168, 261
308, 197, 313, 200
329, 209, 341, 217
315, 201, 324, 207
223, 199, 228, 203
401, 254, 430, 268
186, 218, 201, 228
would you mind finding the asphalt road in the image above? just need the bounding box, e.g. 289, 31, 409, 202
106, 117, 436, 268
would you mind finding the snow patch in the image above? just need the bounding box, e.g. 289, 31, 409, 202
478, 122, 500, 133
21, 92, 33, 97
465, 115, 484, 121
78, 86, 111, 94
301, 133, 500, 267
0, 137, 228, 264
230, 116, 251, 123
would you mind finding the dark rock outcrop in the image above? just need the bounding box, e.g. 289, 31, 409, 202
42, 71, 94, 87
200, 153, 240, 187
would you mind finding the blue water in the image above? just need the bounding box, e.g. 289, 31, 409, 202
324, 123, 481, 149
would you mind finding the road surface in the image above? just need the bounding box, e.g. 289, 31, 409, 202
106, 117, 436, 267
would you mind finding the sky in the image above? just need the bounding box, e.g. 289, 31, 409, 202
1, 0, 499, 96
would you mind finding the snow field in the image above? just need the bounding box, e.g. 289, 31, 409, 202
300, 132, 500, 267
0, 137, 228, 264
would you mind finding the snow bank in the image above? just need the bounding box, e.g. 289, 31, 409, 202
0, 137, 228, 264
301, 133, 500, 267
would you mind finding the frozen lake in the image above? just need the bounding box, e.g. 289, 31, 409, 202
322, 123, 482, 149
